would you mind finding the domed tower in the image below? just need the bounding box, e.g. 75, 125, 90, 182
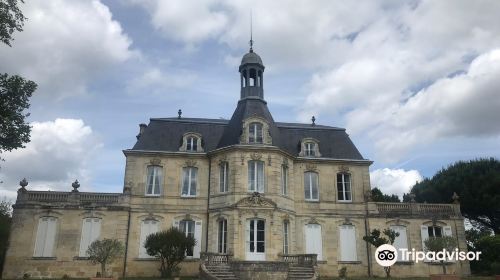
239, 43, 265, 100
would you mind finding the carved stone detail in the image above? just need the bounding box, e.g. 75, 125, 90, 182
338, 165, 350, 173
305, 163, 317, 172
185, 160, 197, 167
250, 153, 262, 161
267, 155, 272, 166
150, 158, 161, 165
234, 192, 277, 208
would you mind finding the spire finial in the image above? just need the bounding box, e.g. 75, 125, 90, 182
249, 10, 254, 52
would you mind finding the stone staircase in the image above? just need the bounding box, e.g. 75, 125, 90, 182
287, 266, 316, 279
204, 264, 238, 280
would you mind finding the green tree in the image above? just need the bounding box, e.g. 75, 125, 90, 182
363, 228, 399, 278
87, 239, 124, 278
0, 199, 12, 276
144, 227, 196, 278
424, 236, 458, 275
1, 0, 36, 165
410, 158, 500, 234
371, 187, 401, 202
0, 0, 26, 46
470, 234, 500, 275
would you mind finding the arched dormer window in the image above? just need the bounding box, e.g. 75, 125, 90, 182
180, 132, 203, 152
299, 138, 321, 157
240, 117, 272, 145
249, 122, 263, 144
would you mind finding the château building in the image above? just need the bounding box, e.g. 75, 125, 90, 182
3, 45, 470, 279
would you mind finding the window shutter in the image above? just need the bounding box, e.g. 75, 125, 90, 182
44, 218, 57, 257
34, 218, 48, 257
79, 219, 91, 256
443, 226, 452, 236
91, 219, 101, 244
421, 225, 429, 251
257, 162, 264, 193
340, 225, 357, 261
194, 221, 202, 258
139, 221, 148, 258
391, 226, 408, 261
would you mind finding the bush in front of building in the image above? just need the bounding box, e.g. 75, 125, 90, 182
144, 227, 196, 278
87, 238, 125, 278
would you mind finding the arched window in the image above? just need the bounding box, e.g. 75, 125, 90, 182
248, 122, 263, 144
304, 172, 319, 201
182, 167, 198, 197
337, 173, 352, 202
218, 219, 227, 254
300, 138, 321, 157
248, 160, 264, 192
79, 218, 101, 257
34, 217, 57, 257
146, 165, 162, 196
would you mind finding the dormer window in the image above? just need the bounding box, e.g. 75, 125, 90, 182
305, 143, 316, 156
299, 138, 321, 157
186, 136, 197, 151
249, 122, 263, 144
180, 133, 203, 152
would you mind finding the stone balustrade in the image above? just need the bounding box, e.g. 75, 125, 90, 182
281, 254, 318, 266
374, 202, 460, 218
16, 190, 128, 206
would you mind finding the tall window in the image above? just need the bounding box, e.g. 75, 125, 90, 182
248, 122, 263, 144
79, 218, 101, 257
139, 219, 159, 258
146, 165, 162, 196
305, 142, 316, 156
186, 136, 198, 151
34, 217, 57, 257
304, 172, 319, 201
218, 219, 227, 254
182, 167, 197, 196
179, 220, 195, 257
219, 162, 229, 193
337, 173, 352, 201
283, 220, 289, 254
248, 161, 264, 192
339, 225, 357, 261
281, 165, 288, 196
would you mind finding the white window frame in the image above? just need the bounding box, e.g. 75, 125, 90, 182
248, 122, 263, 144
186, 136, 198, 151
34, 217, 57, 257
248, 160, 265, 193
139, 219, 159, 258
79, 218, 101, 257
339, 225, 357, 262
218, 219, 227, 254
283, 220, 289, 254
337, 173, 352, 202
219, 162, 229, 193
182, 167, 198, 197
281, 165, 288, 196
305, 142, 316, 157
146, 165, 162, 196
304, 172, 319, 201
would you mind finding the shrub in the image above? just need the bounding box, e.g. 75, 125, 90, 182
87, 238, 124, 278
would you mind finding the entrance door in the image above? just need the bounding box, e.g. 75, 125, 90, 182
305, 224, 322, 260
246, 219, 265, 260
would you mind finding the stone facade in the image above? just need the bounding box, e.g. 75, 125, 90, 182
2, 47, 470, 279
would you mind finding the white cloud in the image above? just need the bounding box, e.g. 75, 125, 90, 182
0, 119, 102, 201
370, 168, 423, 198
0, 0, 134, 99
126, 67, 197, 95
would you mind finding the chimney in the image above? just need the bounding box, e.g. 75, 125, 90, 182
137, 123, 147, 139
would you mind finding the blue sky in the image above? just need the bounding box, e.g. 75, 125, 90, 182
1, 0, 500, 200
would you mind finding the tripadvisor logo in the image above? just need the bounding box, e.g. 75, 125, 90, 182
374, 244, 481, 267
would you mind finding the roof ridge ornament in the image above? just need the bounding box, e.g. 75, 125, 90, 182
249, 10, 254, 52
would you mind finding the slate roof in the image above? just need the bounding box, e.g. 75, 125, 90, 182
130, 99, 366, 160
